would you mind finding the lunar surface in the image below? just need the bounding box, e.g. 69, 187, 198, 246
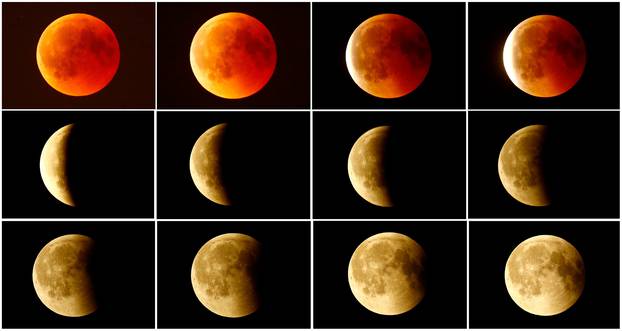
40, 124, 76, 207
346, 13, 431, 99
505, 235, 584, 316
503, 15, 586, 97
32, 234, 96, 317
498, 124, 550, 207
348, 126, 392, 207
37, 13, 120, 96
348, 232, 425, 315
190, 12, 277, 99
190, 123, 231, 206
191, 233, 260, 318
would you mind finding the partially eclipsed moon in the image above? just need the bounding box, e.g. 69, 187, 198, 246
191, 233, 260, 318
40, 123, 75, 207
503, 15, 586, 97
348, 232, 425, 315
33, 234, 97, 317
189, 123, 230, 206
505, 235, 585, 316
348, 126, 392, 207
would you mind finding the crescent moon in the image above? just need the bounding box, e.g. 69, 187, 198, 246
40, 124, 76, 207
189, 123, 231, 206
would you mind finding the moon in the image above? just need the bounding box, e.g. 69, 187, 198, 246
346, 13, 431, 99
37, 13, 120, 96
505, 235, 585, 316
348, 126, 392, 207
33, 234, 97, 317
40, 123, 76, 207
190, 12, 277, 99
498, 124, 550, 207
191, 233, 260, 318
348, 232, 425, 315
503, 15, 586, 97
189, 123, 231, 206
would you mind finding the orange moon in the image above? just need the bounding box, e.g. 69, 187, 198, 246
346, 13, 431, 99
503, 15, 586, 98
190, 12, 277, 99
37, 13, 120, 97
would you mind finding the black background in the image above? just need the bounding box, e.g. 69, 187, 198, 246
2, 3, 155, 109
314, 221, 466, 328
313, 111, 465, 219
157, 2, 310, 109
312, 2, 465, 109
469, 111, 619, 219
157, 111, 309, 219
470, 221, 619, 328
2, 221, 155, 328
2, 111, 154, 218
157, 221, 310, 328
469, 2, 619, 109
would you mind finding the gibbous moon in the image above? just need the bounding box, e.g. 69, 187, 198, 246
190, 12, 277, 99
33, 234, 97, 317
346, 14, 431, 99
505, 235, 585, 316
37, 13, 120, 96
503, 15, 586, 97
40, 124, 76, 207
348, 232, 425, 315
191, 233, 260, 318
498, 124, 550, 207
348, 126, 392, 207
189, 123, 231, 206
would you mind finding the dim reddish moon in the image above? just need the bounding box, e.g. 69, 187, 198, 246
346, 13, 431, 99
190, 12, 277, 99
36, 13, 120, 97
503, 15, 586, 98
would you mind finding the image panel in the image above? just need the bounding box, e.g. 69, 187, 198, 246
469, 111, 619, 219
2, 221, 155, 328
2, 2, 155, 109
469, 221, 619, 328
313, 111, 465, 219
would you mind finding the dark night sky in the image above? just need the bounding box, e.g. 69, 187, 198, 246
2, 221, 155, 328
2, 111, 154, 218
470, 221, 619, 328
313, 111, 465, 219
469, 111, 619, 219
314, 220, 466, 328
2, 3, 155, 109
469, 2, 619, 109
157, 111, 310, 219
312, 2, 465, 109
157, 2, 310, 109
157, 221, 310, 328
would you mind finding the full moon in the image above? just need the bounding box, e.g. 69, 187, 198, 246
191, 233, 260, 318
346, 13, 431, 99
40, 123, 75, 207
498, 124, 550, 207
505, 235, 585, 316
348, 126, 392, 207
190, 12, 277, 99
33, 234, 97, 317
348, 232, 425, 315
189, 123, 231, 206
37, 13, 120, 96
503, 15, 586, 97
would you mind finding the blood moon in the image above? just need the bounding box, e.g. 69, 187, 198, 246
37, 13, 120, 97
346, 14, 431, 99
190, 13, 277, 99
503, 15, 586, 98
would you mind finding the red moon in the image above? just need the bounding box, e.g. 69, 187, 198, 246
346, 14, 431, 99
37, 13, 120, 97
190, 12, 277, 99
503, 15, 586, 98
